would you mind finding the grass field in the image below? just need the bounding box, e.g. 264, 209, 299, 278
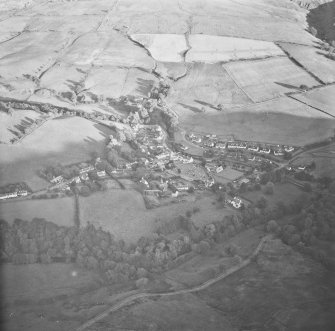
0, 197, 75, 226
241, 183, 303, 208
224, 57, 319, 102
80, 190, 235, 242
131, 34, 188, 62
279, 43, 335, 84
187, 35, 284, 63
0, 109, 42, 143
214, 166, 243, 182
0, 117, 112, 190
175, 96, 335, 146
167, 63, 252, 114
291, 85, 335, 117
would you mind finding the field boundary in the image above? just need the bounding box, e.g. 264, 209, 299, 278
74, 235, 272, 331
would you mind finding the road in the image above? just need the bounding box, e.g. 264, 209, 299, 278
74, 234, 272, 331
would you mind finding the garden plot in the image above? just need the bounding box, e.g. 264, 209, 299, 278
224, 57, 319, 102
187, 35, 284, 63
130, 34, 188, 62
166, 63, 252, 115
279, 43, 335, 84
290, 85, 335, 117
0, 31, 76, 79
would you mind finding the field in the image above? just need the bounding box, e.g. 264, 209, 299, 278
224, 57, 319, 102
0, 117, 112, 190
279, 42, 335, 84
0, 108, 42, 143
167, 63, 252, 114
0, 197, 75, 226
290, 85, 335, 117
1, 263, 104, 331
241, 183, 303, 207
80, 190, 236, 242
131, 34, 188, 62
187, 35, 284, 63
175, 96, 335, 146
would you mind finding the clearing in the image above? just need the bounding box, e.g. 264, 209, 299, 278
290, 85, 335, 117
0, 197, 75, 227
0, 117, 112, 190
223, 57, 319, 102
187, 34, 284, 63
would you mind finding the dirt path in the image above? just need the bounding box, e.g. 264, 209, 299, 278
74, 234, 272, 331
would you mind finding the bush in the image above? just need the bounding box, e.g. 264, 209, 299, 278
266, 220, 280, 234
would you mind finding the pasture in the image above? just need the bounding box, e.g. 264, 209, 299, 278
131, 34, 188, 62
224, 57, 319, 102
80, 190, 235, 242
187, 35, 284, 63
0, 117, 112, 190
167, 63, 252, 114
0, 197, 75, 226
290, 85, 335, 117
279, 43, 335, 84
175, 96, 335, 146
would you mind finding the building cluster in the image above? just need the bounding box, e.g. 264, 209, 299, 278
185, 133, 295, 157
0, 190, 28, 201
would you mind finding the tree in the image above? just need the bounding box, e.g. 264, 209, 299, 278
264, 181, 274, 195
266, 220, 280, 234
257, 197, 268, 209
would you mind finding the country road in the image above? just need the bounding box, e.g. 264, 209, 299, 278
74, 234, 272, 331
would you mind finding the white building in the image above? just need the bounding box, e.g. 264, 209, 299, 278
97, 170, 106, 177
0, 192, 18, 200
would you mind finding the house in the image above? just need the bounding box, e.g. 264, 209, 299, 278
51, 175, 63, 184
227, 196, 243, 209
17, 190, 28, 196
258, 147, 271, 154
156, 152, 170, 160
216, 142, 226, 149
171, 190, 179, 198
0, 192, 18, 200
274, 149, 284, 156
298, 166, 306, 171
216, 166, 224, 173
176, 183, 189, 191
284, 146, 294, 153
191, 136, 202, 144
140, 177, 149, 188
179, 145, 189, 151
81, 173, 89, 181
205, 177, 215, 187
73, 176, 81, 184
97, 170, 106, 177
248, 145, 259, 152
80, 165, 94, 173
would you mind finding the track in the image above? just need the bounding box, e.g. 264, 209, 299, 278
74, 234, 271, 331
